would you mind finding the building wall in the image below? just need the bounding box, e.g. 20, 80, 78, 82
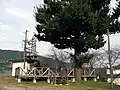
113, 70, 120, 74
106, 69, 110, 75
107, 78, 120, 85
106, 69, 120, 85
106, 69, 120, 75
12, 62, 30, 76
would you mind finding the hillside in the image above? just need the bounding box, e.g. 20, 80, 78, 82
0, 49, 54, 75
0, 49, 23, 75
0, 49, 71, 75
0, 49, 23, 61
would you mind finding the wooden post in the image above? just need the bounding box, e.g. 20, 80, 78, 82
84, 78, 87, 81
41, 67, 43, 74
17, 67, 21, 83
66, 75, 69, 85
54, 75, 57, 85
83, 68, 85, 81
17, 75, 21, 83
33, 68, 36, 83
72, 68, 75, 82
65, 69, 69, 85
93, 69, 97, 82
51, 76, 53, 84
18, 78, 21, 83
94, 78, 97, 82
47, 77, 50, 83
47, 68, 50, 83
72, 78, 75, 82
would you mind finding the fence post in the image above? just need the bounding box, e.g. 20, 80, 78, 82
17, 67, 21, 83
33, 68, 36, 83
47, 68, 50, 83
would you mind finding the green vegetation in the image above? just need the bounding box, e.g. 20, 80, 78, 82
0, 76, 120, 90
21, 81, 112, 90
12, 79, 120, 90
0, 49, 23, 75
21, 80, 120, 90
0, 49, 23, 60
70, 81, 120, 90
69, 81, 110, 90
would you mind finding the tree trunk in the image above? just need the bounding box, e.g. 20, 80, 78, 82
74, 51, 82, 81
74, 38, 83, 81
74, 67, 82, 81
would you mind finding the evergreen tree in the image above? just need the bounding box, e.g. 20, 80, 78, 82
34, 0, 120, 80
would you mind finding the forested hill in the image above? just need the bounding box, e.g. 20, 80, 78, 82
0, 49, 23, 60
0, 49, 71, 75
0, 49, 23, 75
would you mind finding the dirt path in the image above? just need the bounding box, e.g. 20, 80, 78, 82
0, 86, 65, 90
0, 76, 70, 90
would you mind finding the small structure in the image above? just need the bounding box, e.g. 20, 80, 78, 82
106, 64, 120, 85
12, 60, 30, 77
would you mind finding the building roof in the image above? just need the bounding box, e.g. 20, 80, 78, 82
12, 56, 59, 69
113, 64, 120, 69
12, 59, 39, 63
12, 60, 24, 63
107, 74, 120, 78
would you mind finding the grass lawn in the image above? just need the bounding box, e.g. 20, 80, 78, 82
69, 81, 120, 90
19, 80, 120, 90
14, 79, 120, 90
0, 76, 120, 90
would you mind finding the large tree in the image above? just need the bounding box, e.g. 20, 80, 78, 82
34, 0, 120, 80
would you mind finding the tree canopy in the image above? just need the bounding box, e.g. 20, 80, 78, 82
34, 0, 120, 64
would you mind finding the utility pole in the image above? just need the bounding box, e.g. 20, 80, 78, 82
23, 30, 28, 69
107, 29, 113, 90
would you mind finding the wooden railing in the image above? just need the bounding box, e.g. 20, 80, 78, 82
82, 68, 96, 77
17, 67, 96, 78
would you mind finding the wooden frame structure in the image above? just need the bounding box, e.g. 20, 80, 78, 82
15, 67, 97, 84
16, 67, 74, 84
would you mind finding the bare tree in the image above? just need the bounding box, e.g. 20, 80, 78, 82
102, 47, 120, 66
83, 50, 104, 68
85, 47, 120, 69
47, 46, 71, 69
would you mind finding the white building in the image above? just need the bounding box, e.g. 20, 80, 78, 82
12, 61, 30, 77
106, 64, 120, 85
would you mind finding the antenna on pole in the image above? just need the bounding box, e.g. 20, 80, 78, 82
23, 30, 28, 69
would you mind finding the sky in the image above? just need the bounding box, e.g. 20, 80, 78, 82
0, 0, 120, 56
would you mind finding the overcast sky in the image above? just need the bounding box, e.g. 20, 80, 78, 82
0, 0, 120, 56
